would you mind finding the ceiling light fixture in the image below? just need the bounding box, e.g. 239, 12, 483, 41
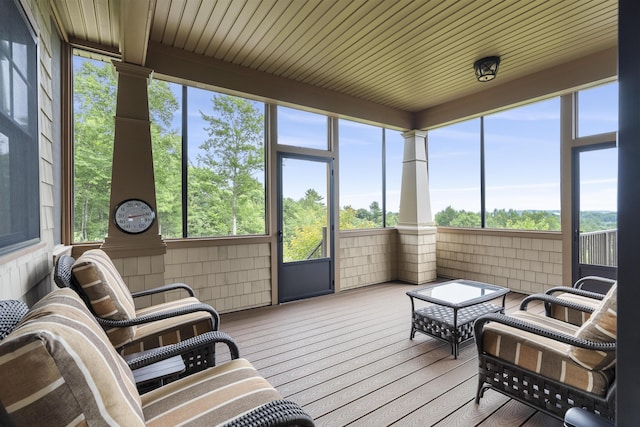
474, 56, 501, 82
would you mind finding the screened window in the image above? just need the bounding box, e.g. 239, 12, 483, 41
339, 119, 383, 229
429, 97, 561, 231
72, 55, 116, 242
0, 0, 39, 254
429, 119, 481, 227
484, 98, 561, 230
384, 129, 403, 226
277, 106, 328, 150
578, 82, 618, 137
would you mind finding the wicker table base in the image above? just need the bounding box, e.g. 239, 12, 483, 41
410, 302, 505, 358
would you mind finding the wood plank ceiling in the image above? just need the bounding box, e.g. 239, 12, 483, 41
52, 0, 617, 113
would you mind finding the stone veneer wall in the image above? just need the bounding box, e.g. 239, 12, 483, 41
396, 227, 437, 284
436, 228, 563, 294
339, 229, 397, 290
164, 242, 271, 313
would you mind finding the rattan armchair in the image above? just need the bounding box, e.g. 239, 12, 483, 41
544, 276, 616, 326
474, 284, 617, 421
54, 250, 221, 377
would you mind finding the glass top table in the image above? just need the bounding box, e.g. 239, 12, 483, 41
407, 280, 509, 358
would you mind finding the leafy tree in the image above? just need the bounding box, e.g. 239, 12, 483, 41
198, 94, 265, 235
73, 60, 117, 241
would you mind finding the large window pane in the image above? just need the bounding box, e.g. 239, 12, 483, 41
72, 56, 116, 242
484, 98, 561, 230
339, 119, 382, 229
429, 119, 482, 227
385, 129, 403, 227
150, 81, 182, 239
578, 82, 618, 137
0, 0, 39, 254
277, 106, 328, 149
187, 88, 266, 237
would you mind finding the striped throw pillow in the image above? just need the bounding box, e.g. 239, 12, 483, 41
569, 283, 617, 370
0, 289, 144, 426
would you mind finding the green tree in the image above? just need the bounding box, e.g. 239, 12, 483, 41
73, 60, 116, 241
198, 94, 264, 235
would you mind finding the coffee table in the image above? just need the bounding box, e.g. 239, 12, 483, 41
407, 279, 509, 358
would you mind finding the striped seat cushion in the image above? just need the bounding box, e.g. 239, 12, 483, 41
548, 292, 602, 326
0, 289, 144, 426
141, 358, 282, 426
569, 284, 617, 370
482, 310, 614, 396
72, 249, 138, 347
121, 298, 214, 355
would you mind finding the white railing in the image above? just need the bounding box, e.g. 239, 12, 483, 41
579, 229, 617, 267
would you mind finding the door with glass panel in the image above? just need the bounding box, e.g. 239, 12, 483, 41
572, 144, 617, 284
277, 153, 334, 303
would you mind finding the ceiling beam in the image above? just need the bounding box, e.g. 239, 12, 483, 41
119, 0, 155, 65
146, 41, 413, 130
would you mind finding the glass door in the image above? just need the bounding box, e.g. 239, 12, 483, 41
572, 143, 617, 285
277, 153, 334, 303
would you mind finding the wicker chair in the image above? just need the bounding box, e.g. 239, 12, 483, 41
0, 300, 28, 340
544, 276, 616, 326
0, 288, 314, 426
474, 284, 617, 421
54, 250, 221, 377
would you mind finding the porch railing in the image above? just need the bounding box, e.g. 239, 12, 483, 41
579, 229, 617, 267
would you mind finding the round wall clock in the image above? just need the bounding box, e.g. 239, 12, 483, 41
113, 199, 156, 234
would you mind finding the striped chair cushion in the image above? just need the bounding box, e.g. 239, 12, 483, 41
0, 289, 144, 426
569, 284, 617, 370
121, 298, 214, 355
72, 249, 138, 347
482, 310, 614, 396
549, 292, 601, 326
141, 358, 282, 426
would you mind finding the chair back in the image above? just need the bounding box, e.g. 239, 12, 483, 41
0, 289, 144, 426
0, 300, 28, 340
71, 249, 138, 347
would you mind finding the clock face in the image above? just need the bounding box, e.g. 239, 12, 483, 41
114, 199, 156, 234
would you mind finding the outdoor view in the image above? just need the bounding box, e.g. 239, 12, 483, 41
73, 54, 617, 266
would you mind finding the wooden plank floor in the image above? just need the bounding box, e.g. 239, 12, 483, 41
217, 281, 564, 427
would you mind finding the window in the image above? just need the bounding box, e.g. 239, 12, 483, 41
578, 82, 618, 137
484, 98, 561, 230
429, 119, 481, 227
72, 56, 267, 241
0, 0, 39, 254
277, 106, 328, 150
184, 88, 266, 237
339, 119, 383, 229
384, 129, 403, 226
72, 55, 116, 242
429, 97, 561, 231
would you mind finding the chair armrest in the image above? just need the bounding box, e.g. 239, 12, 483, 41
573, 276, 616, 291
474, 313, 616, 352
123, 331, 240, 370
223, 399, 315, 427
520, 293, 597, 313
545, 286, 605, 300
131, 283, 195, 298
95, 303, 220, 331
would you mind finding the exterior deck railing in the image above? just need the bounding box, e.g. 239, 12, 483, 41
579, 229, 617, 267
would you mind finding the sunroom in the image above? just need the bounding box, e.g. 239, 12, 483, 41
1, 0, 638, 425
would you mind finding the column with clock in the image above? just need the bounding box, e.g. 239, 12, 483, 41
102, 61, 166, 258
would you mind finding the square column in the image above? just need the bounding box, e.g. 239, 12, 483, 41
397, 130, 437, 284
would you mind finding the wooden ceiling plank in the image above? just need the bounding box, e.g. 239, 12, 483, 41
241, 0, 315, 69
215, 0, 266, 60
150, 0, 171, 42
203, 0, 250, 57
194, 0, 233, 55
182, 1, 215, 51
223, 0, 291, 63
161, 0, 188, 45
171, 0, 202, 48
